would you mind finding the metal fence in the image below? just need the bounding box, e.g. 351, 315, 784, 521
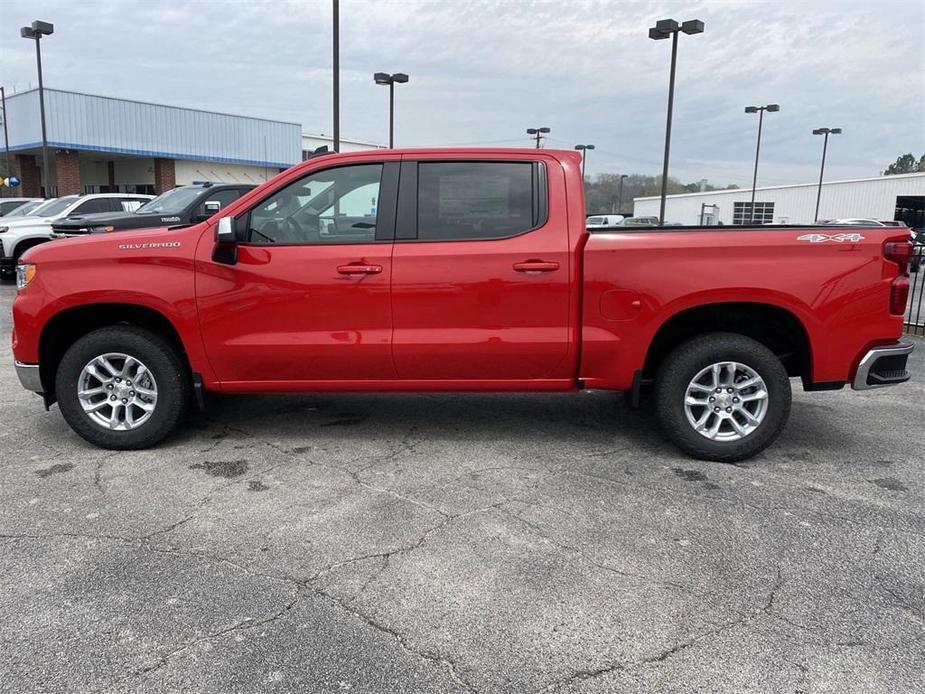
907, 243, 925, 337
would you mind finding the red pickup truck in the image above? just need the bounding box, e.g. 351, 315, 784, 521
11, 149, 915, 462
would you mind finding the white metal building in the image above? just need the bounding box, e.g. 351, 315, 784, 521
1, 88, 382, 198
632, 172, 925, 228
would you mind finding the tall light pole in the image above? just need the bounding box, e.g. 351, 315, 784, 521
526, 127, 550, 149
648, 18, 704, 225
373, 72, 409, 148
21, 20, 54, 197
616, 173, 628, 214
812, 127, 842, 222
744, 103, 780, 223
574, 144, 595, 181
0, 86, 10, 199
332, 0, 340, 152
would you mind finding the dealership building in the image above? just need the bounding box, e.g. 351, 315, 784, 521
1, 88, 381, 198
632, 172, 925, 227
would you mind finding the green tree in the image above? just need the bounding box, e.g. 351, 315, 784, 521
884, 153, 925, 175
583, 174, 738, 215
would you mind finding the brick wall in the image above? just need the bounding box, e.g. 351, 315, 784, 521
153, 158, 176, 194
55, 150, 81, 196
14, 155, 41, 198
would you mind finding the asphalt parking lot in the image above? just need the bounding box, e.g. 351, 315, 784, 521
1, 282, 923, 694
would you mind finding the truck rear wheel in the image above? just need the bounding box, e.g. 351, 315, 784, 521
55, 326, 190, 450
654, 332, 791, 463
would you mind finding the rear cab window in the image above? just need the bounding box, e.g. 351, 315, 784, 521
400, 160, 548, 242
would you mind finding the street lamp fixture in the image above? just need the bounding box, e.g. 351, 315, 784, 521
574, 144, 595, 181
21, 20, 54, 197
812, 127, 842, 222
744, 103, 780, 223
373, 72, 409, 148
526, 127, 550, 149
648, 17, 704, 224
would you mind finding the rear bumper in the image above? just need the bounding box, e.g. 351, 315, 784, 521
15, 361, 43, 393
0, 256, 14, 271
852, 340, 915, 390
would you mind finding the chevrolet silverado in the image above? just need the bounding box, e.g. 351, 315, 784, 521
10, 149, 915, 461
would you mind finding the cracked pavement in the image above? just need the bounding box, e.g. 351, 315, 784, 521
1, 283, 923, 693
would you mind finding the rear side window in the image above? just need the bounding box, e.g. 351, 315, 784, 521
417, 162, 538, 240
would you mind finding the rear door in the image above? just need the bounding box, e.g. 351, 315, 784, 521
390, 157, 572, 381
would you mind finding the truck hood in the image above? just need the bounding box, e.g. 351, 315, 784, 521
0, 216, 56, 230
21, 224, 191, 265
52, 211, 182, 232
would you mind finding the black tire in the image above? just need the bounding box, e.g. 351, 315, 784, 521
55, 326, 190, 450
654, 332, 791, 463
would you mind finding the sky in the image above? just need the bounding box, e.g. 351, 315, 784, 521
1, 0, 923, 187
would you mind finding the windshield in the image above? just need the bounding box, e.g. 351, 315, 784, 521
5, 200, 45, 217
586, 217, 605, 225
136, 187, 202, 214
30, 196, 78, 218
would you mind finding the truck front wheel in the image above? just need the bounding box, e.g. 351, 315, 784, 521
55, 326, 191, 450
654, 332, 791, 463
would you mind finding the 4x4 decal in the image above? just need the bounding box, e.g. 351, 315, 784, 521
797, 233, 865, 243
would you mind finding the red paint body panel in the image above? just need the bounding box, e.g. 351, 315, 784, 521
10, 148, 906, 397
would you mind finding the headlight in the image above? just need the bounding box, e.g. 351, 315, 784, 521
0, 226, 8, 234
16, 263, 36, 290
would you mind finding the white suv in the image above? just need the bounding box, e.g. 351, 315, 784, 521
0, 193, 153, 279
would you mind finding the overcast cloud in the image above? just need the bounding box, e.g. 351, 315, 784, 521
1, 0, 923, 186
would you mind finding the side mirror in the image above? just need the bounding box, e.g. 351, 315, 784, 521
204, 201, 222, 214
215, 216, 236, 243
213, 216, 237, 265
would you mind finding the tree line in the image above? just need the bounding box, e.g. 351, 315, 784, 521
584, 174, 739, 215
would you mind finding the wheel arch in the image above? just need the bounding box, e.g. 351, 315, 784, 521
642, 301, 813, 383
38, 303, 192, 395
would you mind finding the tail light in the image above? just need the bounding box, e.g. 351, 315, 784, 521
890, 276, 910, 315
885, 241, 913, 274
885, 239, 912, 315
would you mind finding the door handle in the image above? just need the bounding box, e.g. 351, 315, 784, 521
513, 260, 560, 273
337, 264, 382, 275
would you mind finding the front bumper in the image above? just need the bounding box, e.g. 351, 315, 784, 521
0, 256, 14, 272
852, 340, 915, 390
15, 361, 43, 393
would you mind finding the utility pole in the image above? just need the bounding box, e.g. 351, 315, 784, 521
332, 0, 340, 152
526, 127, 550, 148
744, 104, 780, 223
812, 127, 842, 221
648, 18, 704, 225
21, 20, 54, 196
1, 87, 10, 198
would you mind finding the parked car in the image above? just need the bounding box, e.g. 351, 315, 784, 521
623, 216, 661, 227
10, 149, 914, 462
0, 197, 42, 217
51, 183, 255, 238
1, 199, 48, 218
0, 193, 153, 278
586, 214, 624, 228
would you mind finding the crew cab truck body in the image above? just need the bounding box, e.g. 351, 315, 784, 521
11, 149, 915, 462
50, 183, 255, 238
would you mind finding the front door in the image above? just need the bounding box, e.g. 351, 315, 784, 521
196, 162, 398, 386
391, 159, 572, 381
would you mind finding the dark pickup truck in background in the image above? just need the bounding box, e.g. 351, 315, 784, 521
51, 182, 255, 237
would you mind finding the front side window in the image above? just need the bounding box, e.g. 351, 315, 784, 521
246, 164, 382, 245
417, 162, 536, 240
